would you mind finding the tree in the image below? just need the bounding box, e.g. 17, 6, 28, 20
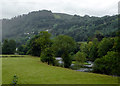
93, 51, 120, 76
89, 38, 99, 61
2, 39, 16, 54
40, 47, 55, 65
62, 51, 72, 68
113, 37, 120, 52
2, 39, 9, 54
28, 31, 52, 56
97, 38, 114, 58
9, 40, 16, 54
95, 31, 104, 41
75, 51, 86, 66
17, 44, 28, 55
53, 35, 76, 68
80, 43, 89, 55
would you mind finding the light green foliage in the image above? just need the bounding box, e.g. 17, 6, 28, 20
93, 38, 99, 45
89, 38, 99, 61
80, 43, 89, 59
87, 41, 93, 51
89, 45, 98, 61
80, 43, 88, 53
75, 51, 86, 64
2, 56, 118, 84
93, 51, 120, 76
53, 14, 61, 19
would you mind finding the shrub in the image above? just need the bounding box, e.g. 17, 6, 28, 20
93, 51, 120, 76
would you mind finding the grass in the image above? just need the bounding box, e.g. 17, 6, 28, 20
0, 55, 25, 57
2, 55, 119, 84
72, 61, 91, 65
53, 14, 61, 19
0, 57, 2, 85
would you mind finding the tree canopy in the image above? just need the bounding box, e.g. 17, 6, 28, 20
53, 35, 76, 68
93, 51, 120, 76
2, 39, 16, 54
27, 31, 52, 56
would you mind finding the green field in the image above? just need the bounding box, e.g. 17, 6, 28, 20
2, 55, 118, 84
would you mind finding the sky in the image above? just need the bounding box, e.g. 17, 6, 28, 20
0, 0, 120, 19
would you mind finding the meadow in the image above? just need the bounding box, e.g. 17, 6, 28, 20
2, 55, 119, 84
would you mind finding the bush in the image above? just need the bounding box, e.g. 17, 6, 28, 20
93, 51, 120, 76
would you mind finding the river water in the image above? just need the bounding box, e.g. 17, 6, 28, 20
55, 57, 93, 72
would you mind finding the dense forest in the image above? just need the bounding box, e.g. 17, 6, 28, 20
2, 10, 119, 44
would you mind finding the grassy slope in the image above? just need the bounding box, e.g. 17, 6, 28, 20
2, 55, 118, 84
0, 57, 2, 85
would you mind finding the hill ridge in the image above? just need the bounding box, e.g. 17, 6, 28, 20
2, 10, 118, 43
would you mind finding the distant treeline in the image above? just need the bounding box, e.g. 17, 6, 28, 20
2, 10, 119, 44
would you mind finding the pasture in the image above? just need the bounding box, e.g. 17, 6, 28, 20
2, 55, 118, 84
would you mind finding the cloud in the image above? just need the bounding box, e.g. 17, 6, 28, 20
0, 0, 119, 19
